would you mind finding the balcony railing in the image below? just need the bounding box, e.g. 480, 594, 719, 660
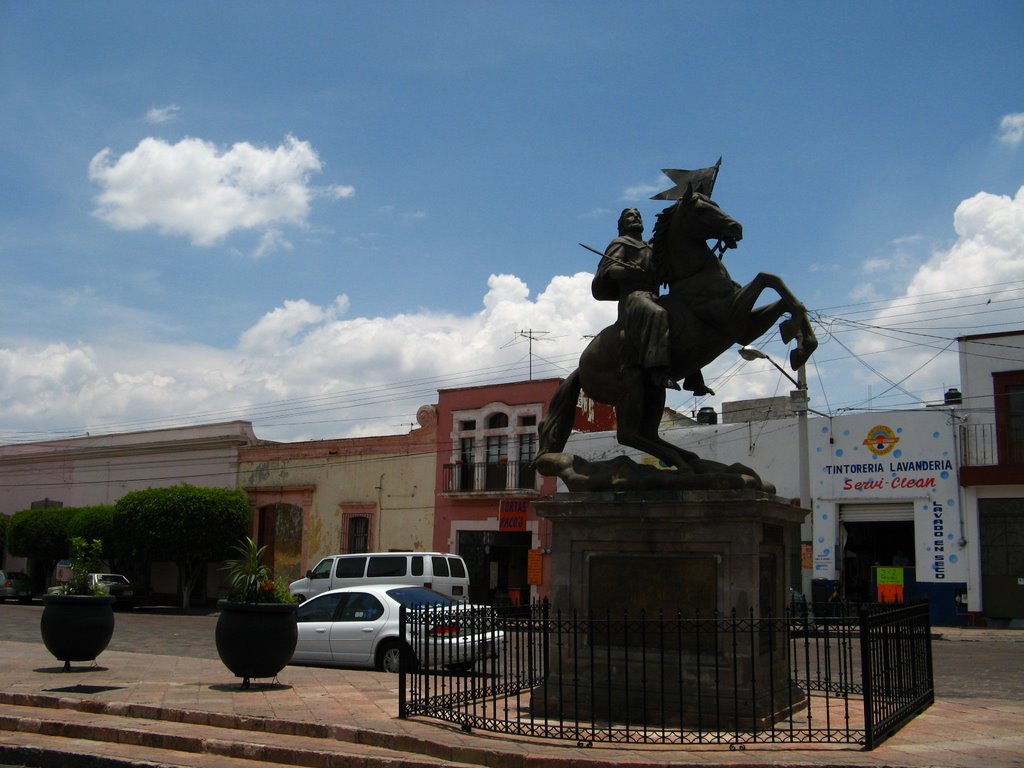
960, 423, 998, 466
443, 460, 538, 494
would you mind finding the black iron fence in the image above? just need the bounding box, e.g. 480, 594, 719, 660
399, 600, 933, 750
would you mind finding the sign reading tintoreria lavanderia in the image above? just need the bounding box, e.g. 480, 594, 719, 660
809, 411, 965, 584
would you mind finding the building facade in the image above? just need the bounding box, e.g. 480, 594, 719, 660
565, 403, 968, 625
237, 406, 438, 585
958, 330, 1024, 626
0, 421, 260, 592
433, 379, 564, 606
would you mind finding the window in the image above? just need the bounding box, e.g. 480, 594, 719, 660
298, 592, 345, 622
348, 516, 370, 553
487, 413, 509, 429
459, 419, 476, 431
335, 556, 366, 578
518, 433, 537, 463
367, 555, 407, 577
310, 558, 333, 579
519, 415, 537, 427
431, 555, 450, 577
338, 593, 384, 621
486, 434, 508, 463
448, 557, 467, 579
411, 555, 424, 576
994, 370, 1024, 464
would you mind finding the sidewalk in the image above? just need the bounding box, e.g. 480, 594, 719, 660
1, 631, 1022, 768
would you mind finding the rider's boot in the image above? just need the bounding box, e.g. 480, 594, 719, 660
649, 367, 681, 391
683, 372, 716, 397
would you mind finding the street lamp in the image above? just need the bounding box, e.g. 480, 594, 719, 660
737, 346, 810, 512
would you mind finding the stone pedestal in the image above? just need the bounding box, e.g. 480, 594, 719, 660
533, 489, 807, 728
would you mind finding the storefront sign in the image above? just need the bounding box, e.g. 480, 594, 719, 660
876, 566, 905, 602
498, 499, 528, 532
811, 412, 965, 585
528, 548, 544, 585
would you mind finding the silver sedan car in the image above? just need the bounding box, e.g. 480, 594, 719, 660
291, 584, 502, 673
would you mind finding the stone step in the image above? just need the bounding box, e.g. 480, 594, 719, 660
0, 699, 488, 768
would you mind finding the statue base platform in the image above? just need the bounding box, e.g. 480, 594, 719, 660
532, 489, 807, 728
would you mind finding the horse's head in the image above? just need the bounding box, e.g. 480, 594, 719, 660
680, 186, 743, 246
651, 186, 744, 281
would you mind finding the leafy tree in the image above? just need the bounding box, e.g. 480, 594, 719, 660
66, 505, 123, 572
6, 507, 73, 588
114, 485, 250, 609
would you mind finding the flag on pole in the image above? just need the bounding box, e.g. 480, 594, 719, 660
651, 157, 722, 200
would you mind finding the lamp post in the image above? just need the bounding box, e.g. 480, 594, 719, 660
738, 346, 811, 512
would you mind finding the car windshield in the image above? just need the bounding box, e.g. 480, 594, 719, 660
386, 586, 457, 608
96, 574, 130, 585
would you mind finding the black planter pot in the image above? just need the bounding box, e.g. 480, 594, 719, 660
215, 600, 298, 688
40, 594, 116, 670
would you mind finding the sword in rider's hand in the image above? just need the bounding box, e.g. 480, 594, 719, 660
578, 242, 646, 271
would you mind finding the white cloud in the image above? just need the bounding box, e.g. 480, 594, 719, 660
324, 184, 356, 199
846, 185, 1024, 406
252, 228, 294, 259
998, 112, 1024, 147
88, 135, 335, 247
145, 104, 182, 124
6, 187, 1019, 443
0, 273, 613, 442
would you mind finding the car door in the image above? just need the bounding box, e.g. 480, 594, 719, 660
328, 591, 388, 666
294, 592, 348, 663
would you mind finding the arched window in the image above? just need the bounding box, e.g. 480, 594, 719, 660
487, 412, 509, 429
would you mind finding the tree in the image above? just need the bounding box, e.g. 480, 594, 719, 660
6, 507, 73, 589
114, 485, 250, 609
66, 505, 123, 572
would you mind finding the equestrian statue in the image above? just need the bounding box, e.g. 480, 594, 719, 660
534, 162, 817, 492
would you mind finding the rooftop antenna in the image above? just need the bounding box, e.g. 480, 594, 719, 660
502, 329, 549, 380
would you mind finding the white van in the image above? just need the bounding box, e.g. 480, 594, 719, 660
289, 551, 470, 602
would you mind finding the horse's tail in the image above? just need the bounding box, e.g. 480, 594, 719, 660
536, 369, 582, 458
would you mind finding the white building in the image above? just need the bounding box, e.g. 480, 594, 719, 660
565, 402, 968, 625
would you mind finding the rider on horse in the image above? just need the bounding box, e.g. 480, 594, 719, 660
591, 207, 679, 391
591, 207, 714, 396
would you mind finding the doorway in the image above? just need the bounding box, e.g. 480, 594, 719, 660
457, 530, 532, 606
840, 520, 915, 602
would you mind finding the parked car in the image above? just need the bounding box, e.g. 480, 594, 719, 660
46, 573, 136, 606
89, 574, 135, 607
0, 570, 33, 603
291, 584, 503, 673
289, 552, 470, 603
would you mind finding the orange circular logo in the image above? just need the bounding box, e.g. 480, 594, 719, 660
863, 425, 899, 456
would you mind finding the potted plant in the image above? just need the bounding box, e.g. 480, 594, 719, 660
215, 537, 298, 689
40, 537, 116, 670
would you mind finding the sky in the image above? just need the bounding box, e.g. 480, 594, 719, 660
1, 2, 1023, 445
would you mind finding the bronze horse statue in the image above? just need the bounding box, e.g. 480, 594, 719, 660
537, 187, 817, 476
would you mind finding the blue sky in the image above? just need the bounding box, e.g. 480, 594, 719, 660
2, 2, 1023, 443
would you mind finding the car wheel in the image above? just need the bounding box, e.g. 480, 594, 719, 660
376, 640, 414, 673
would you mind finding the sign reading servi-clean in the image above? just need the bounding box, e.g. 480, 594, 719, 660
809, 410, 965, 584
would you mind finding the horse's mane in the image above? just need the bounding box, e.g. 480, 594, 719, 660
650, 192, 717, 285
649, 200, 679, 285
